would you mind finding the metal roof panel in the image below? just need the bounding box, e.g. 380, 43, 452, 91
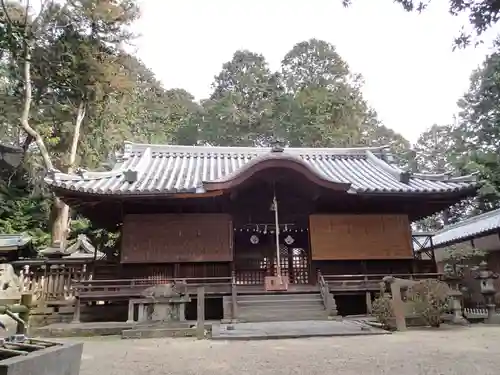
430, 208, 500, 247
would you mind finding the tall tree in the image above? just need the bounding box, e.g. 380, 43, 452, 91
413, 124, 455, 174
281, 39, 352, 94
199, 50, 281, 146
454, 39, 500, 212
0, 0, 140, 246
412, 124, 466, 230
280, 39, 409, 150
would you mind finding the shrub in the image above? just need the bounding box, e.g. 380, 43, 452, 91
407, 279, 450, 327
372, 294, 396, 330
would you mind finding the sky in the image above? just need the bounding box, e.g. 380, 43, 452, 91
132, 0, 498, 144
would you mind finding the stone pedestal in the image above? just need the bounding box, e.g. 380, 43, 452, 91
484, 295, 500, 324
473, 261, 500, 324
151, 301, 185, 322
127, 296, 190, 324
448, 290, 468, 325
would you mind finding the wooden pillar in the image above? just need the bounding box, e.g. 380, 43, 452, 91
126, 299, 134, 323
72, 297, 81, 324
365, 291, 372, 315
231, 272, 238, 321
179, 302, 186, 321
361, 260, 368, 275
17, 293, 32, 335
138, 303, 145, 322
411, 259, 418, 274
196, 286, 205, 339
174, 263, 180, 279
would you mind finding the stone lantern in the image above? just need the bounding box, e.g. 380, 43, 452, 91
443, 264, 468, 325
473, 261, 499, 324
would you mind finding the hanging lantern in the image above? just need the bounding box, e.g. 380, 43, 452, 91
284, 235, 295, 245
250, 235, 260, 245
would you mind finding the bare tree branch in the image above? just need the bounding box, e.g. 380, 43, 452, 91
20, 47, 54, 170
68, 100, 86, 172
0, 0, 13, 26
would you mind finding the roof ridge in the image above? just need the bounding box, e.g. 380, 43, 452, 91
365, 150, 410, 183
122, 141, 389, 155
434, 207, 500, 234
411, 171, 478, 183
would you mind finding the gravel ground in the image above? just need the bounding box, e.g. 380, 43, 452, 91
79, 325, 500, 375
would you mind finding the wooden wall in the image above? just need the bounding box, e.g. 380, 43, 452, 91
121, 214, 233, 263
309, 214, 413, 260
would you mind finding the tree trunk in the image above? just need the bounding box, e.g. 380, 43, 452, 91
50, 197, 69, 248
20, 47, 54, 171
9, 0, 78, 248
50, 101, 86, 247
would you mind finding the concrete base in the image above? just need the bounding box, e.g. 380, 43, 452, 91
211, 320, 390, 341
122, 327, 196, 339
32, 321, 138, 338
121, 323, 213, 339
0, 341, 83, 375
33, 320, 220, 338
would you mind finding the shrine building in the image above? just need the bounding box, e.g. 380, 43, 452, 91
43, 141, 477, 319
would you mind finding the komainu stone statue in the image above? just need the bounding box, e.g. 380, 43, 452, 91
0, 263, 23, 337
0, 263, 22, 301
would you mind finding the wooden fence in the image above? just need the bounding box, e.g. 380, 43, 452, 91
11, 259, 96, 305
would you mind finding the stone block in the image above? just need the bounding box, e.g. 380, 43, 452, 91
0, 341, 83, 375
122, 327, 195, 339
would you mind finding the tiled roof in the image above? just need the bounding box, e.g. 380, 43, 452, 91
429, 208, 500, 248
43, 142, 477, 196
0, 234, 32, 251
39, 234, 106, 259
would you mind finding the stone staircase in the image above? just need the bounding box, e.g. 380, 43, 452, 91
236, 293, 329, 322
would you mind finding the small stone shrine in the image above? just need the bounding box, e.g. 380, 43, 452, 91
127, 283, 191, 324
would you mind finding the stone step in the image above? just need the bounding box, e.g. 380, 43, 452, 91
239, 305, 326, 313
238, 311, 329, 322
235, 293, 328, 322
237, 293, 322, 302
237, 299, 324, 307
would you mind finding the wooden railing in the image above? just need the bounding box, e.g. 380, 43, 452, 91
71, 276, 233, 323
72, 276, 233, 299
12, 259, 95, 305
230, 271, 238, 321
323, 273, 444, 292
317, 271, 334, 315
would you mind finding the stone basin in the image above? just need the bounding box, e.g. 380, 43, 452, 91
0, 336, 83, 375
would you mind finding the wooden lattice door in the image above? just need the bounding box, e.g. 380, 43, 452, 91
277, 245, 309, 284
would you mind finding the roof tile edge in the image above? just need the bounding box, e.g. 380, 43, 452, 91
123, 141, 391, 156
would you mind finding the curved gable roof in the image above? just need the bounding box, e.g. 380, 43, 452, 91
43, 142, 477, 197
